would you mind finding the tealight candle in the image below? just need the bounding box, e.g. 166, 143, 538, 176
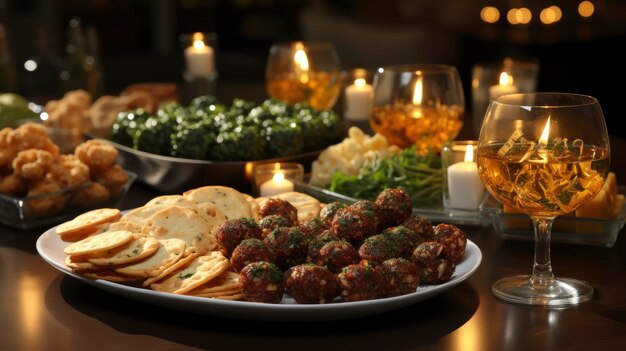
489, 72, 519, 100
344, 78, 373, 121
185, 32, 214, 78
447, 145, 486, 210
259, 171, 294, 197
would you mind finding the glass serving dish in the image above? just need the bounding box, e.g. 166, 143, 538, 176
0, 171, 136, 230
481, 186, 626, 247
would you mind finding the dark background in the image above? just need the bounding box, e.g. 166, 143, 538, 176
1, 0, 625, 136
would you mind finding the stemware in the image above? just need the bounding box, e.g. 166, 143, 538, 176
476, 93, 610, 305
265, 41, 341, 110
370, 64, 465, 153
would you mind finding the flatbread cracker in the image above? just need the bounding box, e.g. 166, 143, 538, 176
242, 193, 260, 220
183, 186, 252, 220
56, 208, 122, 240
114, 238, 186, 277
150, 251, 230, 295
63, 230, 134, 256
145, 195, 199, 207
87, 236, 160, 266
121, 205, 170, 226
185, 271, 240, 295
142, 253, 197, 287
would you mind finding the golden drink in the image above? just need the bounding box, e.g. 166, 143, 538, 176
266, 71, 341, 110
477, 143, 609, 217
370, 103, 463, 152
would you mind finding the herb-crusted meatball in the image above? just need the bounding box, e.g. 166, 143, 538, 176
259, 198, 299, 226
297, 217, 328, 241
319, 201, 346, 227
215, 217, 262, 258
350, 200, 383, 232
381, 258, 419, 297
263, 227, 308, 270
411, 241, 455, 285
358, 234, 403, 263
306, 229, 337, 263
230, 238, 276, 272
433, 223, 467, 264
331, 206, 378, 245
402, 214, 435, 243
240, 261, 285, 303
285, 264, 338, 304
259, 214, 293, 238
375, 188, 412, 229
337, 260, 387, 302
381, 225, 421, 259
316, 240, 360, 274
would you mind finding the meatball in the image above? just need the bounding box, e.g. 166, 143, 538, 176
319, 201, 346, 227
230, 238, 276, 272
285, 264, 338, 304
433, 223, 467, 264
411, 241, 455, 285
215, 217, 263, 258
402, 214, 435, 243
381, 258, 420, 297
259, 198, 298, 226
240, 261, 285, 303
297, 217, 328, 241
306, 229, 337, 264
350, 200, 383, 232
375, 188, 412, 229
381, 225, 421, 259
263, 227, 308, 270
331, 206, 378, 245
259, 214, 293, 238
337, 260, 387, 302
316, 240, 360, 274
358, 234, 402, 263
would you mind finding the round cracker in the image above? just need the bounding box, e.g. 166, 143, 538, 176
142, 253, 197, 287
145, 195, 199, 207
183, 186, 252, 220
56, 208, 122, 238
121, 205, 170, 226
150, 251, 230, 295
185, 271, 240, 295
114, 238, 187, 277
87, 236, 160, 266
63, 230, 134, 256
65, 254, 101, 271
242, 193, 260, 220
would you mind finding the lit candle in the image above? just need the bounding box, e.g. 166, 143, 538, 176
344, 78, 373, 121
411, 72, 424, 118
184, 32, 214, 78
260, 171, 294, 197
447, 145, 486, 210
489, 72, 519, 100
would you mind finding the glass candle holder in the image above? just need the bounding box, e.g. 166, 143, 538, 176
341, 68, 374, 123
265, 41, 341, 110
441, 140, 486, 211
179, 32, 218, 101
471, 58, 539, 137
253, 162, 304, 197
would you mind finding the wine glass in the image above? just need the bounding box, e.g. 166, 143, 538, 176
370, 64, 465, 153
476, 93, 610, 306
265, 41, 342, 110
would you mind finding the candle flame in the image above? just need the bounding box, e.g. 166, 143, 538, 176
412, 72, 423, 105
499, 72, 513, 86
192, 32, 205, 49
273, 171, 285, 183
354, 78, 366, 88
464, 145, 475, 162
539, 116, 551, 147
293, 42, 309, 83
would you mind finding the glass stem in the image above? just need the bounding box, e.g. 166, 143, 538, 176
529, 217, 556, 287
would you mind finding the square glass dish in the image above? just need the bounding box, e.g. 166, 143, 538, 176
0, 171, 137, 230
481, 187, 626, 247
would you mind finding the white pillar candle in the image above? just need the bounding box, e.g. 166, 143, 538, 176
260, 172, 294, 197
447, 145, 486, 210
184, 33, 215, 78
344, 78, 373, 121
489, 72, 518, 100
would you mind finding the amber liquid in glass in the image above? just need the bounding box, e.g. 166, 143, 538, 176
266, 71, 341, 110
477, 143, 609, 217
370, 103, 463, 151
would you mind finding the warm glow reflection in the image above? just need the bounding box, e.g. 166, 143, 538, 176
19, 275, 42, 349
550, 6, 563, 21
354, 78, 366, 88
273, 171, 286, 183
412, 72, 423, 105
464, 145, 475, 162
540, 7, 557, 24
293, 42, 309, 83
507, 8, 519, 24
481, 6, 500, 23
579, 1, 595, 17
518, 7, 532, 24
539, 116, 551, 147
499, 72, 514, 86
192, 32, 205, 49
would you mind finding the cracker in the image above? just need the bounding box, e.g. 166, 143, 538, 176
87, 236, 160, 266
141, 206, 217, 255
114, 238, 187, 277
65, 254, 100, 271
63, 230, 134, 256
106, 220, 144, 234
142, 253, 197, 287
242, 193, 260, 220
190, 289, 242, 298
185, 271, 240, 294
56, 208, 122, 239
183, 186, 252, 220
150, 251, 230, 295
145, 195, 198, 207
121, 205, 170, 226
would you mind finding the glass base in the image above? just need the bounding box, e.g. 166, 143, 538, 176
492, 275, 593, 306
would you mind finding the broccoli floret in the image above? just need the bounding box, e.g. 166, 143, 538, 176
261, 121, 304, 157
133, 111, 178, 155
171, 121, 214, 160
188, 95, 220, 110
210, 125, 265, 161
110, 109, 152, 147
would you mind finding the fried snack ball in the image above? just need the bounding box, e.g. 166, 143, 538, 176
297, 217, 328, 241
263, 227, 308, 270
316, 240, 360, 274
259, 198, 299, 226
381, 258, 419, 297
433, 223, 467, 264
0, 127, 16, 171
375, 188, 412, 229
240, 261, 285, 303
74, 139, 118, 173
215, 217, 263, 258
12, 149, 54, 180
337, 260, 387, 302
24, 177, 67, 217
319, 201, 346, 227
411, 241, 455, 285
258, 214, 293, 238
285, 264, 338, 304
93, 164, 128, 197
230, 238, 276, 273
71, 182, 110, 207
46, 154, 90, 188
0, 173, 26, 197
12, 123, 60, 157
331, 206, 378, 245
